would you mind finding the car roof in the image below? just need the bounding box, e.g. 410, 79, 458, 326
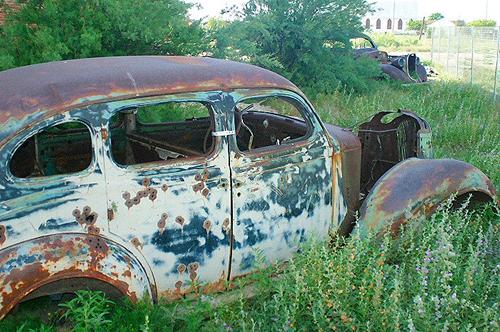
0, 56, 302, 145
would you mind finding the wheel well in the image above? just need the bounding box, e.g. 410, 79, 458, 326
452, 191, 495, 209
22, 277, 127, 303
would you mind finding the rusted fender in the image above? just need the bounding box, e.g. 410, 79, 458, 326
0, 233, 154, 319
356, 158, 497, 237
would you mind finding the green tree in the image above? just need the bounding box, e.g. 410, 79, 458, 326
0, 0, 205, 70
209, 0, 380, 93
467, 19, 496, 27
428, 12, 444, 22
407, 19, 424, 31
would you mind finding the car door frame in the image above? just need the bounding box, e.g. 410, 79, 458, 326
0, 109, 109, 246
226, 88, 335, 278
97, 91, 234, 296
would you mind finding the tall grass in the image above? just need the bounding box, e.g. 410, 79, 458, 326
314, 81, 499, 186
1, 81, 498, 332
369, 33, 432, 53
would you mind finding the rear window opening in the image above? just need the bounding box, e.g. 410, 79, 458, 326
110, 101, 215, 166
10, 122, 92, 178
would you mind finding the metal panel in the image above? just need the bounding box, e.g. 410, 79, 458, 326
227, 90, 334, 277
99, 92, 233, 298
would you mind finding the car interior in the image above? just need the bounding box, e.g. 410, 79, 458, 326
9, 122, 92, 178
234, 96, 309, 152
8, 96, 311, 178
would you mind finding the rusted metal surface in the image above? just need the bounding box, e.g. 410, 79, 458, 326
358, 110, 432, 196
0, 233, 153, 319
0, 56, 304, 148
356, 158, 497, 237
324, 125, 362, 236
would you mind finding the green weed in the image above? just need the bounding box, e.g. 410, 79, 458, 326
59, 290, 114, 332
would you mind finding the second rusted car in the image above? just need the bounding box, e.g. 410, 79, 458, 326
0, 56, 496, 319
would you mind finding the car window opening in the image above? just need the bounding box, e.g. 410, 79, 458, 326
235, 96, 309, 152
110, 101, 214, 166
10, 122, 92, 178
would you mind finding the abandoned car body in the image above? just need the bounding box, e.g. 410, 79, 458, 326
351, 33, 428, 83
0, 56, 496, 319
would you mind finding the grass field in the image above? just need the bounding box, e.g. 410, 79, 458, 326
1, 80, 499, 332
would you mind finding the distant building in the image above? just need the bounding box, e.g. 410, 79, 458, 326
363, 0, 420, 33
428, 19, 457, 28
0, 1, 19, 25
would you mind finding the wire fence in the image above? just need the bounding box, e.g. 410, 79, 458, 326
430, 27, 500, 101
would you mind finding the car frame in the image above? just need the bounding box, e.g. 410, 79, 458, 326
350, 33, 429, 83
0, 56, 495, 319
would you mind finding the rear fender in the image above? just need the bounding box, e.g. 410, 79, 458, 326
356, 158, 497, 236
0, 233, 154, 319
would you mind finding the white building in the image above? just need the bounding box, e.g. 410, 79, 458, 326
363, 0, 420, 33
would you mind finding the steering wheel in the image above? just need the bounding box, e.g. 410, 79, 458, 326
203, 120, 214, 154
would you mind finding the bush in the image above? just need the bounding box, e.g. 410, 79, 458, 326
467, 20, 497, 27
0, 0, 205, 70
209, 0, 381, 93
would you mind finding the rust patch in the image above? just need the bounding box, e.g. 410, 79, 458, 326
175, 216, 185, 228
175, 280, 183, 293
107, 208, 114, 221
100, 127, 108, 140
222, 218, 230, 232
0, 235, 143, 320
142, 178, 151, 187
193, 182, 204, 192
201, 188, 210, 197
0, 225, 6, 246
87, 225, 101, 235
73, 207, 98, 227
177, 264, 186, 274
157, 213, 168, 234
131, 237, 143, 250
149, 188, 158, 202
203, 219, 212, 235
161, 184, 169, 192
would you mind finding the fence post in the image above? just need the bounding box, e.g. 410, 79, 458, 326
431, 27, 435, 63
456, 27, 461, 78
437, 28, 442, 63
446, 27, 451, 72
470, 28, 474, 84
494, 27, 500, 101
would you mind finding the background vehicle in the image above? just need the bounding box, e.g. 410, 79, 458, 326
350, 33, 429, 83
0, 56, 495, 319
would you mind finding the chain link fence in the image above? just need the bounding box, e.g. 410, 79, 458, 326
430, 27, 500, 101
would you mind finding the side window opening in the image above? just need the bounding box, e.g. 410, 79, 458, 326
10, 121, 92, 178
110, 101, 214, 166
235, 95, 310, 152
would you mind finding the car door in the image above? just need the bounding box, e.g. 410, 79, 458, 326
228, 90, 334, 277
0, 112, 108, 247
100, 92, 233, 295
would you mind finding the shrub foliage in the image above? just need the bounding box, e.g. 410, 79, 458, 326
209, 0, 381, 93
0, 0, 205, 70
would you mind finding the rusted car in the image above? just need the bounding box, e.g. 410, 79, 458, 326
0, 57, 496, 318
350, 33, 428, 83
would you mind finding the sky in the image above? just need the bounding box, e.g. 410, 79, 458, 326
188, 0, 500, 23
